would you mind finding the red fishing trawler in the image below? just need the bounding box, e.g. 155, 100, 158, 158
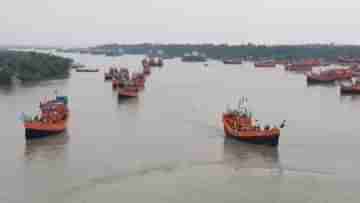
222, 97, 286, 146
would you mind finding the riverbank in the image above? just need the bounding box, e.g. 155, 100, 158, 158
58, 43, 360, 61
0, 51, 73, 84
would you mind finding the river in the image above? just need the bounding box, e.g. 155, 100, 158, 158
1, 52, 360, 203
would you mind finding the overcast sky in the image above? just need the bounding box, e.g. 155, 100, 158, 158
1, 0, 360, 47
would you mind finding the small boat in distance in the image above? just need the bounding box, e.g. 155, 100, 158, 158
338, 56, 360, 64
182, 51, 207, 62
223, 58, 242, 64
76, 68, 99, 72
22, 95, 69, 139
142, 57, 163, 67
71, 63, 85, 69
275, 59, 289, 66
222, 97, 285, 146
254, 60, 276, 68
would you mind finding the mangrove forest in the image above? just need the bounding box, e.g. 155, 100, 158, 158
0, 51, 72, 84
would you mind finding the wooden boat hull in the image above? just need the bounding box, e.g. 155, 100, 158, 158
307, 76, 335, 84
76, 69, 99, 72
223, 120, 280, 146
25, 128, 66, 139
118, 88, 139, 98
24, 120, 67, 139
255, 64, 276, 68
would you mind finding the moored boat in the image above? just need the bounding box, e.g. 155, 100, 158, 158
254, 60, 276, 68
71, 63, 85, 69
338, 56, 360, 64
22, 95, 69, 139
254, 59, 276, 68
76, 68, 99, 72
306, 68, 352, 84
306, 72, 336, 83
143, 57, 163, 67
223, 59, 242, 64
222, 97, 285, 146
275, 59, 289, 66
182, 52, 207, 62
285, 59, 321, 71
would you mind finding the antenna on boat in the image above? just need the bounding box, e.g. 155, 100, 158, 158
280, 120, 286, 128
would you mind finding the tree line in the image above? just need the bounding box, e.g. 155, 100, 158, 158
93, 43, 360, 60
0, 51, 73, 84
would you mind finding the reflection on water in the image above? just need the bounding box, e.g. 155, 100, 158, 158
339, 94, 360, 103
223, 138, 282, 174
0, 84, 15, 95
117, 96, 139, 105
25, 133, 69, 161
340, 94, 360, 99
20, 78, 70, 88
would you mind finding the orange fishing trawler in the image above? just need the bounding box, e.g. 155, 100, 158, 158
22, 95, 69, 139
117, 72, 145, 98
222, 97, 286, 146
